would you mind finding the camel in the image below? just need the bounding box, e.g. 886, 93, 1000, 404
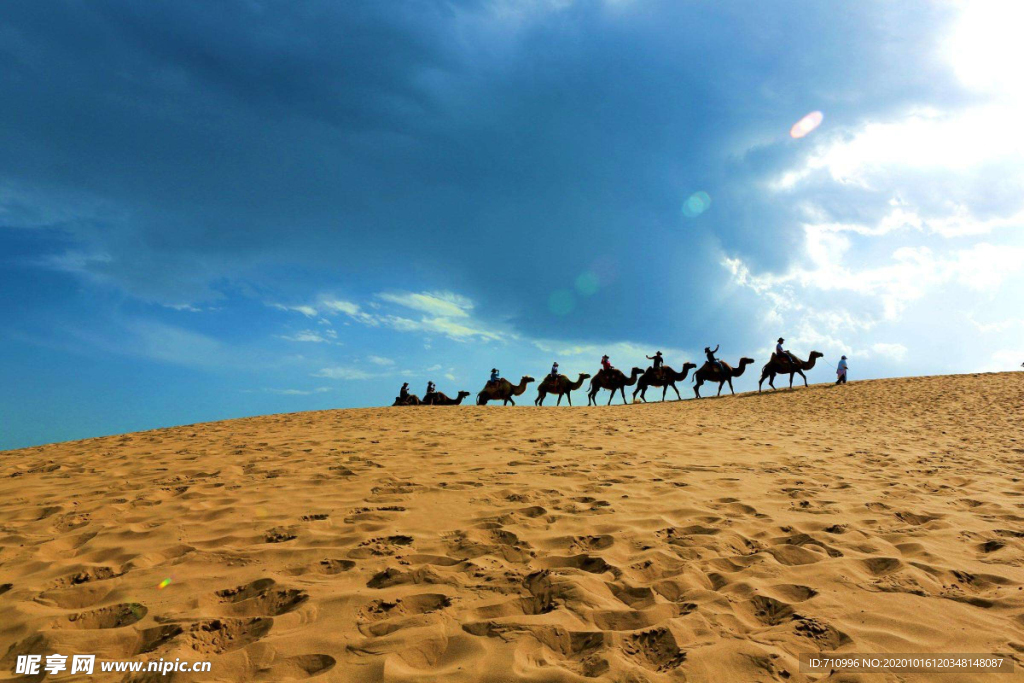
423, 390, 471, 405
758, 351, 824, 391
535, 373, 592, 406
692, 357, 755, 398
477, 376, 535, 405
633, 362, 697, 402
392, 394, 421, 406
587, 367, 644, 406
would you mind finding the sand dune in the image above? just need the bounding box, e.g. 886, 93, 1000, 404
2, 372, 1023, 682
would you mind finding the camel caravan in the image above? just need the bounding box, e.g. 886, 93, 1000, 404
393, 338, 842, 407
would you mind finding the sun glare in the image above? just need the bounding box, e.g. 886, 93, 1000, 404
948, 1, 1024, 101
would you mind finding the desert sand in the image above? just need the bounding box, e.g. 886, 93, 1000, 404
1, 372, 1023, 682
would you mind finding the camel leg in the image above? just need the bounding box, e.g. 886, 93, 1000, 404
694, 379, 702, 398
717, 381, 724, 396
728, 378, 735, 395
671, 383, 681, 400
798, 369, 808, 387
535, 391, 544, 406
662, 385, 667, 401
789, 372, 794, 389
608, 389, 615, 406
758, 373, 765, 392
566, 393, 572, 406
556, 393, 562, 406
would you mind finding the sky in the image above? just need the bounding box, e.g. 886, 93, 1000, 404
2, 0, 1023, 449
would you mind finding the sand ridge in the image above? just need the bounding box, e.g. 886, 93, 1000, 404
1, 372, 1023, 681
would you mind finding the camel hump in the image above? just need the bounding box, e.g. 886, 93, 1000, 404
699, 360, 731, 374
771, 352, 801, 367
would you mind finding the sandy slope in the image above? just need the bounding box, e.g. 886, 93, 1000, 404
1, 372, 1023, 682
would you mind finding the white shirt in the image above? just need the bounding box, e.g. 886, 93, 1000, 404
837, 359, 848, 374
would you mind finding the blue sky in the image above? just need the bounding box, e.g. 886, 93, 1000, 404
2, 0, 1023, 449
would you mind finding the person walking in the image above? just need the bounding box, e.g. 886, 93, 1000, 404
836, 356, 848, 385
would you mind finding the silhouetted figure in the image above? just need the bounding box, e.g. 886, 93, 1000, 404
836, 356, 848, 385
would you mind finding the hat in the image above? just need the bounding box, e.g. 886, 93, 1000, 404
841, 355, 847, 359
491, 368, 498, 372
778, 337, 784, 342
704, 347, 710, 352
602, 354, 609, 359
656, 351, 662, 355
553, 362, 559, 366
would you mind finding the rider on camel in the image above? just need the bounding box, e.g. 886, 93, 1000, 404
776, 338, 797, 365
705, 345, 724, 373
600, 355, 614, 373
646, 351, 664, 377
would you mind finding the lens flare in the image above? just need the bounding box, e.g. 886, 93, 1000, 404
158, 578, 172, 589
681, 191, 711, 218
547, 289, 575, 316
790, 110, 823, 138
574, 271, 599, 296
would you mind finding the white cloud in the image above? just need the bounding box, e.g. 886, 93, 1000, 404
270, 302, 318, 317
280, 330, 333, 343
773, 106, 1024, 193
264, 387, 333, 395
377, 291, 474, 318
377, 313, 506, 342
368, 355, 395, 366
865, 342, 908, 361
313, 366, 376, 380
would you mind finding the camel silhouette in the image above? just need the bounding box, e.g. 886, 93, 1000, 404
759, 351, 824, 391
633, 362, 697, 402
423, 390, 471, 405
477, 376, 535, 405
535, 373, 591, 406
693, 358, 755, 398
587, 367, 644, 406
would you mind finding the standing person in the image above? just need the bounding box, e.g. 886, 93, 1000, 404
836, 356, 848, 385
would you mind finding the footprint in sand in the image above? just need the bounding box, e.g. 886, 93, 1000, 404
186, 617, 274, 654
300, 513, 329, 521
749, 595, 796, 626
255, 654, 336, 681
52, 566, 122, 588
56, 602, 148, 630
264, 527, 298, 543
134, 624, 185, 655
216, 579, 309, 616
348, 535, 414, 558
